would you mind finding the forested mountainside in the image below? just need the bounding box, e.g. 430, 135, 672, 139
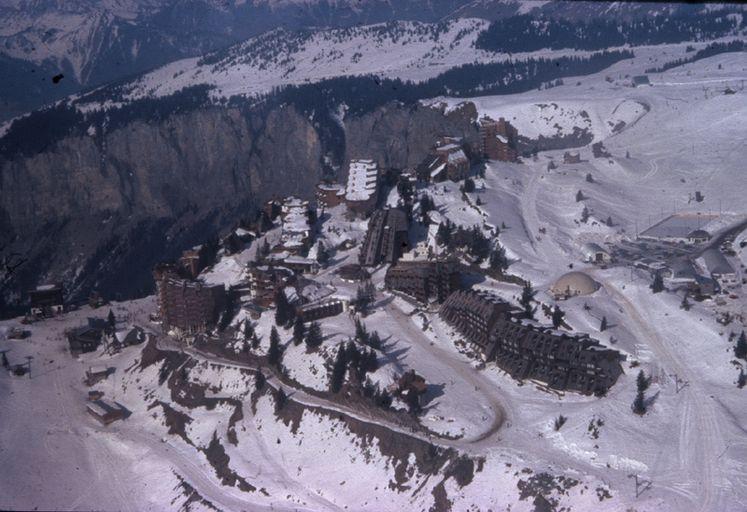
476, 8, 744, 52
0, 1, 736, 118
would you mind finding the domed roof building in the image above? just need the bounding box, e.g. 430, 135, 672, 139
551, 271, 601, 299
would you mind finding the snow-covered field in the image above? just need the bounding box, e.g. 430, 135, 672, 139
2, 47, 747, 511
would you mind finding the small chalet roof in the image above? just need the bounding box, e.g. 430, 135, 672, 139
581, 242, 608, 257
87, 399, 122, 417
496, 134, 508, 144
317, 182, 344, 192
447, 149, 467, 164
436, 143, 460, 152
36, 284, 60, 291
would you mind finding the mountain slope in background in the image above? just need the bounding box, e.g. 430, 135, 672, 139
0, 0, 719, 118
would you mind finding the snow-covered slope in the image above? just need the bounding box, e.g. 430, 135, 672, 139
97, 19, 497, 104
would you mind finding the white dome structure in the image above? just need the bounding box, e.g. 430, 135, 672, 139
550, 271, 601, 299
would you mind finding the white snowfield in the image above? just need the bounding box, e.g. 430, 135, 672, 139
2, 49, 747, 511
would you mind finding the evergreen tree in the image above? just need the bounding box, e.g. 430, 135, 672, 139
552, 306, 565, 329
489, 245, 509, 274
651, 272, 664, 293
367, 330, 383, 350
305, 322, 323, 349
468, 226, 491, 262
260, 211, 273, 232
600, 316, 608, 332
632, 389, 646, 415
268, 327, 282, 369
1, 352, 8, 369
520, 281, 536, 319
419, 194, 435, 214
580, 206, 590, 223
274, 388, 287, 412
735, 331, 747, 360
243, 320, 254, 341
680, 293, 691, 311
436, 221, 452, 247
360, 348, 379, 375
463, 178, 476, 193
257, 238, 271, 261
397, 178, 413, 203
274, 289, 293, 327
292, 317, 305, 346
251, 333, 261, 350
107, 309, 116, 332
576, 190, 585, 202
636, 370, 651, 393
738, 369, 746, 389
606, 216, 614, 227
376, 389, 393, 409
585, 173, 594, 183
356, 281, 375, 313
306, 205, 318, 226
405, 389, 421, 414
316, 241, 330, 265
354, 318, 369, 344
330, 345, 348, 393
255, 370, 266, 391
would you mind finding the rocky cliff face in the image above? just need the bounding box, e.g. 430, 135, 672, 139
0, 100, 478, 314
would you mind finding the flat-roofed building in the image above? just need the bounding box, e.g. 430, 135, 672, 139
153, 267, 226, 334
700, 248, 738, 287
87, 399, 126, 425
358, 208, 409, 267
439, 289, 623, 395
385, 260, 461, 305
479, 116, 518, 162
316, 182, 346, 208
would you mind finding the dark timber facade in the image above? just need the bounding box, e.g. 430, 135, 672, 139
440, 290, 623, 394
385, 260, 462, 305
358, 209, 409, 267
479, 116, 518, 162
153, 265, 226, 334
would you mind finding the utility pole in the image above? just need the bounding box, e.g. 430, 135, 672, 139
669, 373, 689, 393
628, 474, 653, 498
25, 355, 33, 379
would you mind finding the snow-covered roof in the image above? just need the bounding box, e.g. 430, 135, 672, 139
345, 159, 379, 202
35, 284, 59, 291
447, 149, 467, 164
436, 143, 460, 152
551, 271, 601, 296
582, 242, 607, 255
701, 249, 735, 276
496, 134, 508, 144
430, 163, 447, 178
317, 182, 344, 192
87, 399, 122, 416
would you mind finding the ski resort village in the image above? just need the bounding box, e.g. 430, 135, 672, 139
1, 14, 747, 512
